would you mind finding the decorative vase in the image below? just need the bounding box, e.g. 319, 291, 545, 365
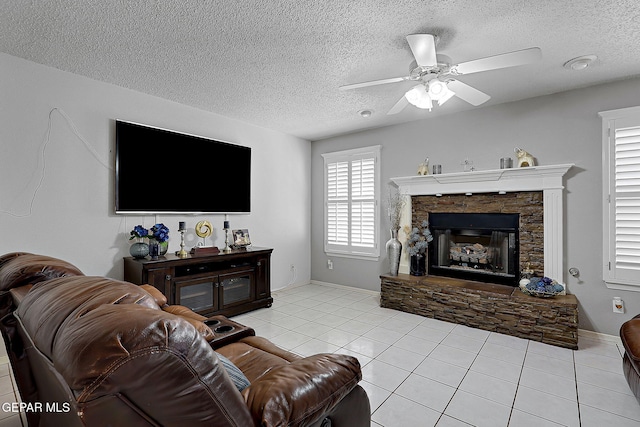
130, 239, 149, 259
148, 239, 160, 260
410, 253, 426, 276
159, 241, 169, 256
386, 229, 402, 276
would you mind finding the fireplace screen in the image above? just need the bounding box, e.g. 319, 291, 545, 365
428, 213, 519, 286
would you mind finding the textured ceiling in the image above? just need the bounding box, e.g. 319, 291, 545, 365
2, 0, 640, 141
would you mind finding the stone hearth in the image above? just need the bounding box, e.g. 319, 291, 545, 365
380, 273, 578, 349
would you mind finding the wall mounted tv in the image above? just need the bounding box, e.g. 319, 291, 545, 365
115, 120, 251, 214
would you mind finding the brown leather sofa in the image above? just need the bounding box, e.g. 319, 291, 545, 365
621, 314, 640, 403
0, 252, 370, 426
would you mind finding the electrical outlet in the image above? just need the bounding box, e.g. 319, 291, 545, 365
613, 297, 624, 313
327, 259, 333, 270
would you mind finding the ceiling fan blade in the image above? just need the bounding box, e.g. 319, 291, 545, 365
406, 34, 437, 67
339, 76, 408, 91
387, 96, 409, 115
453, 47, 541, 75
447, 80, 491, 106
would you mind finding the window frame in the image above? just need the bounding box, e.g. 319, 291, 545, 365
322, 145, 381, 260
600, 106, 640, 291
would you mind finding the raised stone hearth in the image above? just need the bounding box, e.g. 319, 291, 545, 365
380, 273, 578, 349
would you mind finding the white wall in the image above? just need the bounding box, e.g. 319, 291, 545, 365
311, 76, 640, 336
0, 53, 311, 290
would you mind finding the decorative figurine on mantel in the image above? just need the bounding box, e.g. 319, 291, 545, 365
461, 158, 475, 172
514, 147, 536, 167
417, 157, 429, 175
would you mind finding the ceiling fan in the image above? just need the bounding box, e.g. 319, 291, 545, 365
339, 34, 541, 115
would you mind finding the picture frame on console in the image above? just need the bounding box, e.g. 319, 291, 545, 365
232, 229, 251, 248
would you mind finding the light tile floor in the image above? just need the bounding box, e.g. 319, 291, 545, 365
233, 283, 639, 427
0, 282, 637, 427
0, 341, 23, 426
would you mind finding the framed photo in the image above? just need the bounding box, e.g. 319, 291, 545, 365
232, 229, 251, 247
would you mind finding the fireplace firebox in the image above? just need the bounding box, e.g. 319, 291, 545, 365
428, 213, 519, 286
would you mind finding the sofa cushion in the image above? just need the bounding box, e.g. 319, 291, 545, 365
242, 353, 362, 427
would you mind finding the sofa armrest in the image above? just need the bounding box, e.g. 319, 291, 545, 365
241, 353, 362, 427
161, 305, 214, 341
621, 318, 640, 362
139, 284, 167, 306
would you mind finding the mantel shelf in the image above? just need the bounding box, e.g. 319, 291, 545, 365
390, 163, 574, 195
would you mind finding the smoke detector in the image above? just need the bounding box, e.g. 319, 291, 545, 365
563, 55, 597, 71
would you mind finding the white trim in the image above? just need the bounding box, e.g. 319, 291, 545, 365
325, 251, 380, 261
323, 145, 382, 258
600, 107, 640, 290
309, 280, 381, 296
389, 164, 573, 195
598, 105, 640, 120
578, 329, 623, 348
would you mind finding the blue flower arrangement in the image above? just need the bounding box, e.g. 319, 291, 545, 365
404, 219, 434, 256
149, 223, 170, 243
129, 225, 149, 240
520, 276, 565, 297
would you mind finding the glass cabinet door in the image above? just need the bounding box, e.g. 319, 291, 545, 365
174, 276, 217, 314
219, 269, 254, 310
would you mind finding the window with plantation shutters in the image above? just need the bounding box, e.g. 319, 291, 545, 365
323, 146, 380, 259
600, 106, 640, 290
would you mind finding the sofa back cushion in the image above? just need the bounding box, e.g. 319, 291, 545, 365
16, 276, 161, 360
0, 253, 84, 292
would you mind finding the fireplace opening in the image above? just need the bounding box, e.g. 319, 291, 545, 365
428, 213, 519, 286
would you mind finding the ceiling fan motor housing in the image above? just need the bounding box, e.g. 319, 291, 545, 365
408, 54, 452, 81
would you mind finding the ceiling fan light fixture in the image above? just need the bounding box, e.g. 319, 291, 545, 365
427, 80, 448, 100
405, 85, 433, 110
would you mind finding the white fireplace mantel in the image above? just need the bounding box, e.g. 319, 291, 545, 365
390, 164, 574, 281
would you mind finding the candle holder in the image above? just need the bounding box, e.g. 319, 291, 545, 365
223, 227, 232, 253
177, 229, 188, 258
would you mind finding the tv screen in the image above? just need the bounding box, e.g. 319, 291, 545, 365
115, 120, 251, 214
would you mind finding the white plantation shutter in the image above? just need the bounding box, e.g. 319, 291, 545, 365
327, 161, 349, 246
601, 107, 640, 289
323, 146, 380, 258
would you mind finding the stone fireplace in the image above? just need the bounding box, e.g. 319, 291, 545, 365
381, 164, 579, 349
391, 164, 573, 281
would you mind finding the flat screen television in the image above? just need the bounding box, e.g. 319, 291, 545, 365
115, 120, 251, 214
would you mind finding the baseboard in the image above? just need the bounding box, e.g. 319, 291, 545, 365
309, 280, 380, 296
578, 328, 623, 346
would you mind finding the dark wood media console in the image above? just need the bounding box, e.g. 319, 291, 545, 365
124, 247, 273, 317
